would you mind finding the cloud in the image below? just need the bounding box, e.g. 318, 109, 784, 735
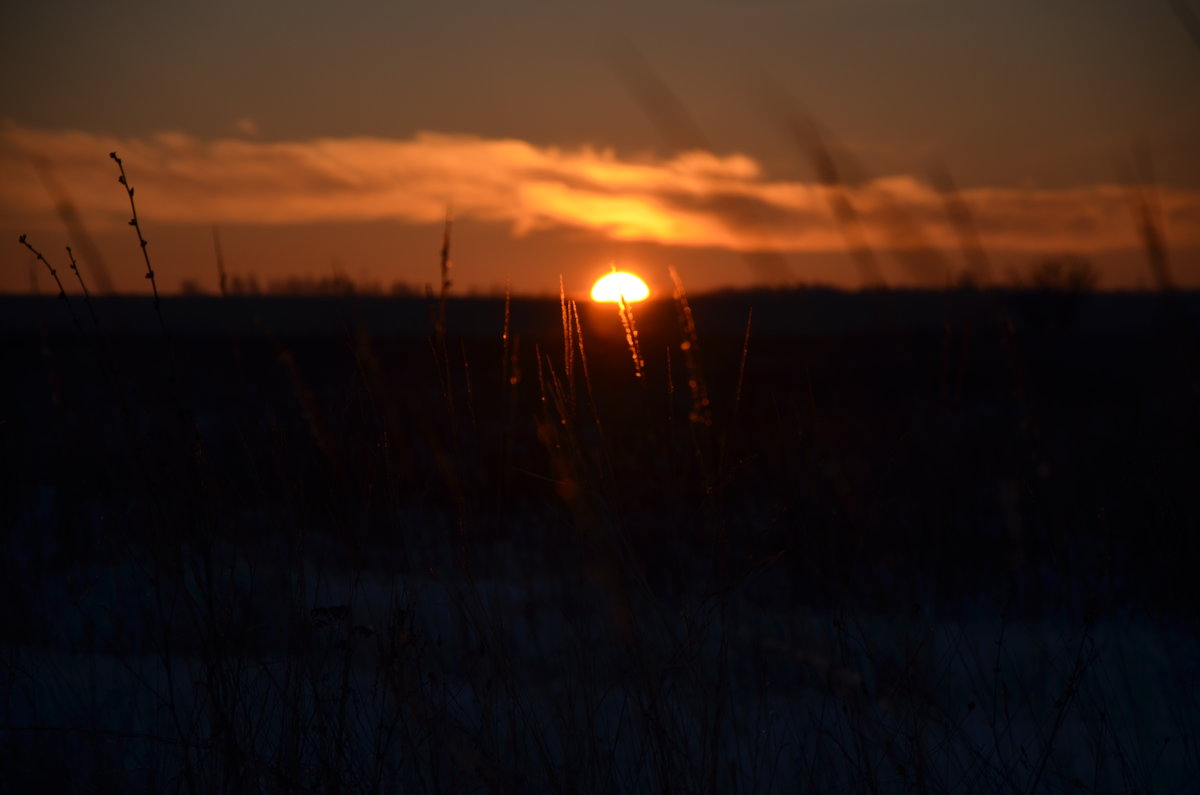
3, 121, 1198, 257
232, 118, 259, 137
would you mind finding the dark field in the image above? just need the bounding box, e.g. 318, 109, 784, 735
3, 288, 1199, 792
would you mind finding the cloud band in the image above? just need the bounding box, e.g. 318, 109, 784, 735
3, 121, 1197, 256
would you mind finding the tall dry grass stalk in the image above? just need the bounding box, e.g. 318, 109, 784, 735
110, 151, 165, 332
560, 275, 577, 411
32, 155, 117, 294
617, 297, 645, 380
460, 339, 478, 433
1120, 147, 1198, 397
570, 297, 609, 466
733, 307, 752, 425
665, 344, 674, 424
668, 266, 710, 427
427, 211, 457, 424
782, 114, 884, 288
436, 209, 453, 337
65, 246, 100, 328
211, 227, 228, 298
932, 167, 993, 287
18, 234, 80, 329
1123, 161, 1175, 293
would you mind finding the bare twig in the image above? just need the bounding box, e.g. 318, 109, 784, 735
110, 151, 166, 332
18, 234, 80, 328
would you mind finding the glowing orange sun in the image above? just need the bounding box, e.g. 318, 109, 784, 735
590, 271, 649, 303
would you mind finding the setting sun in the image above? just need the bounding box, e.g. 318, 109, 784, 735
590, 271, 649, 303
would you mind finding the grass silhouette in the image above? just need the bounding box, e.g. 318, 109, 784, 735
3, 152, 1198, 793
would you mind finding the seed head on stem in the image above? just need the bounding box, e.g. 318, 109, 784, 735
18, 234, 80, 328
111, 151, 166, 332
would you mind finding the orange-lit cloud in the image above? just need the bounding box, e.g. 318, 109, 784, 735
3, 121, 1198, 257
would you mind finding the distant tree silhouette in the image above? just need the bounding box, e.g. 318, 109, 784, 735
227, 273, 261, 295
1028, 255, 1099, 293
1019, 255, 1099, 334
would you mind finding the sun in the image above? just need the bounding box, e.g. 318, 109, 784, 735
590, 271, 649, 303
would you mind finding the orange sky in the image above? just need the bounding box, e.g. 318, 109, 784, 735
3, 1, 1199, 294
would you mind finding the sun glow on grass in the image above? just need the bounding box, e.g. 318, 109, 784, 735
590, 271, 649, 303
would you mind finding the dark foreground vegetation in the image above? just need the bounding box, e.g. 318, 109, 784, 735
2, 288, 1198, 793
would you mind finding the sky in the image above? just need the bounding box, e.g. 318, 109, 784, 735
3, 0, 1199, 296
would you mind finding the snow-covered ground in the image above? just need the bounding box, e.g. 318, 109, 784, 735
3, 527, 1195, 793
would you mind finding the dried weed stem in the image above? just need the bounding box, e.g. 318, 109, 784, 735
110, 151, 165, 332
18, 234, 80, 328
